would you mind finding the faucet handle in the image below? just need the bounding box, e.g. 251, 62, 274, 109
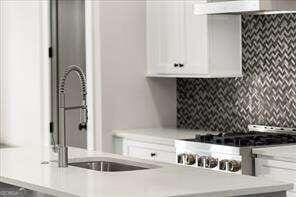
50, 126, 59, 153
78, 122, 87, 131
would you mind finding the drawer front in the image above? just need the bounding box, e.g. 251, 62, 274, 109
128, 145, 176, 163
255, 158, 296, 192
123, 140, 176, 164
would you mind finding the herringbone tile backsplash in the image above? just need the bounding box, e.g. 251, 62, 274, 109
177, 14, 296, 132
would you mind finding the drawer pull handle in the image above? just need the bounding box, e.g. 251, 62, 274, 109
151, 152, 157, 157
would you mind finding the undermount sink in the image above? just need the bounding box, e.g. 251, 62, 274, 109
68, 158, 159, 172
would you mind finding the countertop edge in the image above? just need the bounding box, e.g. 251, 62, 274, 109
0, 176, 78, 197
113, 132, 176, 146
192, 184, 294, 197
112, 128, 218, 146
1, 174, 293, 197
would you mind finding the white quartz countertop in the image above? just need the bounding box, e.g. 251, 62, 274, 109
0, 147, 293, 197
113, 128, 219, 145
253, 145, 296, 162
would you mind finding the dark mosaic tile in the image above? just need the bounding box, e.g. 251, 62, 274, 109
177, 14, 296, 132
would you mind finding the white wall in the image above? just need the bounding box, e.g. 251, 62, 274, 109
92, 1, 177, 152
0, 1, 50, 147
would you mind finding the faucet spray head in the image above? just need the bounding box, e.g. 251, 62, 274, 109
79, 98, 88, 131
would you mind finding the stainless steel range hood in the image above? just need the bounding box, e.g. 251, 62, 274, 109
194, 0, 296, 15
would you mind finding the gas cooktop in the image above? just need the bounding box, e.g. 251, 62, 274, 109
175, 125, 296, 175
184, 131, 296, 147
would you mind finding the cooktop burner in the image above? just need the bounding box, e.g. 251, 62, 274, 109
185, 132, 296, 147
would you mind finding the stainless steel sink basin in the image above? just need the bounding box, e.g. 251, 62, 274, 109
68, 158, 159, 172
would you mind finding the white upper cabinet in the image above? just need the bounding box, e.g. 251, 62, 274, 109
146, 0, 242, 78
147, 1, 184, 75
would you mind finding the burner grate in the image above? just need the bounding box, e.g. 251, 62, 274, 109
190, 132, 296, 147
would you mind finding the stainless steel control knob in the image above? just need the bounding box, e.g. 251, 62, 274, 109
177, 154, 186, 164
219, 159, 229, 171
177, 153, 196, 165
205, 157, 218, 168
228, 160, 241, 172
184, 154, 196, 165
197, 156, 205, 167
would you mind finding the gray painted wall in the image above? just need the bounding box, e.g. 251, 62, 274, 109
97, 1, 177, 152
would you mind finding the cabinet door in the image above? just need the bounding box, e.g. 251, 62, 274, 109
182, 0, 209, 75
147, 1, 184, 75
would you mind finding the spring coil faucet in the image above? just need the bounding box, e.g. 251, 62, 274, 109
57, 65, 88, 167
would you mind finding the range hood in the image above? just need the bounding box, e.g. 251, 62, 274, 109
194, 0, 296, 15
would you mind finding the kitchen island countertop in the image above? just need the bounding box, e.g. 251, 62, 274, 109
0, 146, 293, 197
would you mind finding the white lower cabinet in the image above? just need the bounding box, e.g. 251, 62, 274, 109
121, 139, 176, 164
255, 157, 296, 196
